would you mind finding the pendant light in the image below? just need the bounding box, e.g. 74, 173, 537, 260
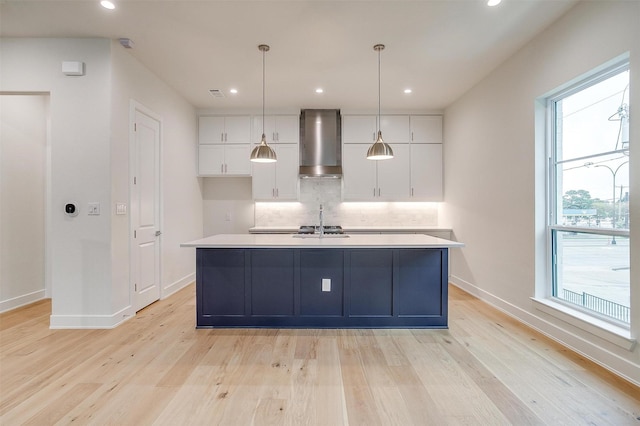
367, 44, 394, 160
250, 44, 277, 163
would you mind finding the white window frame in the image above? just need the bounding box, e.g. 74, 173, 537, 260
538, 59, 633, 347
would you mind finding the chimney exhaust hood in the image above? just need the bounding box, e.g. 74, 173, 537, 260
299, 109, 342, 177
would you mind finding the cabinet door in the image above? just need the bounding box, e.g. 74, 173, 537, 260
342, 115, 377, 144
274, 115, 299, 144
199, 249, 246, 316
223, 116, 251, 144
376, 143, 410, 200
349, 250, 393, 316
224, 144, 251, 175
253, 116, 276, 143
198, 145, 225, 175
251, 250, 295, 316
199, 116, 225, 143
379, 115, 410, 143
410, 115, 443, 144
251, 158, 276, 200
274, 144, 299, 200
410, 144, 442, 200
342, 144, 377, 200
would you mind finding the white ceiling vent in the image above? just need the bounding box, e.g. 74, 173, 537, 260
208, 89, 225, 98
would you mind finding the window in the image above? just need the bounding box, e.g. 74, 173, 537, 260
548, 61, 630, 325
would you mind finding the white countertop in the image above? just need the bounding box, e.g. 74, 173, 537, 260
181, 233, 464, 249
248, 226, 452, 234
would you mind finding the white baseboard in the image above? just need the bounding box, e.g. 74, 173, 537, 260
49, 305, 135, 329
162, 272, 194, 299
0, 289, 46, 313
449, 275, 640, 388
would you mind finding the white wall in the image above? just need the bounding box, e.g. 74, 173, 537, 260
1, 38, 114, 324
443, 1, 639, 384
0, 38, 202, 326
0, 95, 48, 311
110, 42, 202, 303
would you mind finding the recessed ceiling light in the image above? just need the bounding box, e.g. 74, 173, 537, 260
315, 88, 324, 94
487, 0, 501, 6
230, 88, 238, 94
100, 0, 115, 10
404, 89, 412, 94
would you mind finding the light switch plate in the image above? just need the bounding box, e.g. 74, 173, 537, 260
88, 202, 100, 215
322, 278, 331, 292
116, 203, 127, 215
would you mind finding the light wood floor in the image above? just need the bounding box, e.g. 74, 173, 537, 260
1, 285, 638, 425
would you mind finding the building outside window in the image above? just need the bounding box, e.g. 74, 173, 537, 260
548, 61, 630, 325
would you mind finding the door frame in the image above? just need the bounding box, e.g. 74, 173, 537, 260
129, 100, 163, 310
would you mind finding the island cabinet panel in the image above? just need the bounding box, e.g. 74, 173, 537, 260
349, 250, 393, 317
195, 247, 448, 328
397, 249, 446, 317
197, 249, 246, 317
299, 250, 344, 317
251, 250, 295, 316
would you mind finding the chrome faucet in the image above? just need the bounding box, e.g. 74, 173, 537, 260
319, 204, 324, 237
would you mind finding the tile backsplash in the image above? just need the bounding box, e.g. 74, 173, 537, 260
254, 178, 439, 227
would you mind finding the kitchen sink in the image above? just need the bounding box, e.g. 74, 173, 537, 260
292, 234, 350, 239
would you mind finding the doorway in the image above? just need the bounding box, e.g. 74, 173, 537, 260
0, 94, 50, 311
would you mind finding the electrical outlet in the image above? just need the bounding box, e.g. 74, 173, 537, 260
322, 278, 331, 292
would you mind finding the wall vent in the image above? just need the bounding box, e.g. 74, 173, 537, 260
208, 89, 225, 98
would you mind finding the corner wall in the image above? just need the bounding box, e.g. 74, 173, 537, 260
0, 38, 202, 326
442, 1, 639, 384
110, 42, 202, 305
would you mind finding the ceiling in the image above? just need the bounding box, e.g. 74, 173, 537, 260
0, 0, 578, 112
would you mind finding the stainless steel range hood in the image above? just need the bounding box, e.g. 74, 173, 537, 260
299, 109, 342, 177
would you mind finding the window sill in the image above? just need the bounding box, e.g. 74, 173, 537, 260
531, 297, 636, 351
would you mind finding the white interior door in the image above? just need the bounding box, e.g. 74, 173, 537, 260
131, 106, 161, 311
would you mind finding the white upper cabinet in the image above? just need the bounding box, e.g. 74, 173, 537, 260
342, 143, 410, 201
251, 143, 299, 200
342, 144, 377, 200
342, 115, 377, 144
198, 144, 251, 176
253, 115, 299, 144
199, 115, 251, 144
198, 115, 252, 176
410, 143, 443, 200
342, 113, 443, 201
379, 115, 411, 143
410, 115, 443, 144
376, 143, 411, 200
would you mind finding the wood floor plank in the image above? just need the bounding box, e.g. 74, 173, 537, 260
1, 283, 638, 425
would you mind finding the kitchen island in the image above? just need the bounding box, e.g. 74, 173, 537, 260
181, 234, 463, 328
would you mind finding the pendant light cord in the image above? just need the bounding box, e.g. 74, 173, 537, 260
262, 47, 265, 137
378, 47, 381, 133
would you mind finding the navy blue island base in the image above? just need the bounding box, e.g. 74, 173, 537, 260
195, 247, 449, 328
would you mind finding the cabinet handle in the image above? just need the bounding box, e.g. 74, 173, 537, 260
411, 187, 414, 197
272, 132, 276, 142
373, 188, 376, 197
373, 132, 376, 142
220, 133, 224, 142
224, 133, 228, 142
378, 188, 381, 197
411, 131, 414, 141
276, 132, 279, 142
225, 164, 228, 173
276, 188, 279, 197
221, 164, 224, 173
